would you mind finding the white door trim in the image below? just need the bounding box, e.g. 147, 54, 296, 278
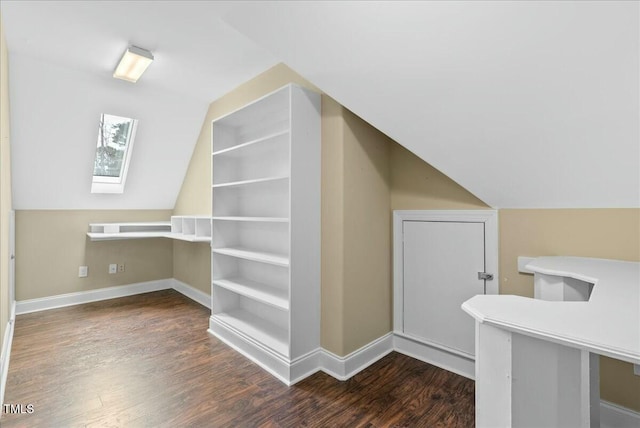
392, 210, 499, 334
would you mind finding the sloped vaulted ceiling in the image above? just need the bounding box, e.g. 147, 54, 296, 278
1, 1, 277, 209
212, 1, 640, 209
2, 1, 638, 210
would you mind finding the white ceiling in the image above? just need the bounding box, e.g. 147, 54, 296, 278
1, 1, 277, 209
2, 1, 638, 210
213, 1, 640, 208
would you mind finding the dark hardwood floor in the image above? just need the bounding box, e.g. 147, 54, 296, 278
2, 290, 474, 427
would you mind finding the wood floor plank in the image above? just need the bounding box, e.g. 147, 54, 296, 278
2, 290, 474, 427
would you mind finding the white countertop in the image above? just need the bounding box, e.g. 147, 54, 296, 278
462, 257, 640, 364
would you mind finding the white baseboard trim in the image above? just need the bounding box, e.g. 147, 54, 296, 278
321, 333, 394, 381
1, 301, 16, 408
14, 278, 212, 315
15, 279, 174, 315
208, 316, 298, 386
601, 400, 640, 428
171, 279, 211, 309
210, 317, 393, 386
393, 333, 475, 380
290, 350, 323, 385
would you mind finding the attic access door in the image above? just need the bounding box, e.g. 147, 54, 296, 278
393, 210, 498, 359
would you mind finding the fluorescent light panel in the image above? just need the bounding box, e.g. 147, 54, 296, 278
113, 46, 154, 83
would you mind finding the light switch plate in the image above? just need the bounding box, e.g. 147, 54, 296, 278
79, 266, 88, 278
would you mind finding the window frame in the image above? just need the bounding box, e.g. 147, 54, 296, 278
91, 113, 139, 194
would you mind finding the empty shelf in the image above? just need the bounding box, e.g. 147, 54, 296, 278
212, 130, 289, 156
212, 216, 289, 223
212, 176, 288, 189
213, 277, 289, 310
212, 248, 289, 267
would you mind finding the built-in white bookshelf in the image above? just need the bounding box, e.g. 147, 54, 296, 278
209, 84, 321, 384
87, 216, 211, 242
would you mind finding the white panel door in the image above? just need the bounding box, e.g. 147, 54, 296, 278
402, 220, 486, 356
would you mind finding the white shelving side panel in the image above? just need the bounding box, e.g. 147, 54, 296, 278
171, 217, 183, 234
288, 84, 322, 359
213, 309, 289, 357
212, 247, 289, 267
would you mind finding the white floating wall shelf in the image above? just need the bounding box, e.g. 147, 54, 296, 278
87, 216, 211, 242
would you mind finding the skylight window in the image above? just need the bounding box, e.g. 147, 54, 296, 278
91, 114, 138, 193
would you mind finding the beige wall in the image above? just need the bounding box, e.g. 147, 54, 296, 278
500, 208, 640, 410
1, 15, 13, 352
390, 144, 488, 210
320, 96, 345, 354
341, 109, 392, 354
16, 210, 173, 300
499, 209, 640, 297
321, 107, 490, 355
173, 240, 210, 295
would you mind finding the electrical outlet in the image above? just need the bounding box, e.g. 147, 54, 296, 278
108, 263, 117, 274
118, 264, 125, 273
79, 266, 88, 278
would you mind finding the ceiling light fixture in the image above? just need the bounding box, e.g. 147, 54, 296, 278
113, 45, 154, 83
